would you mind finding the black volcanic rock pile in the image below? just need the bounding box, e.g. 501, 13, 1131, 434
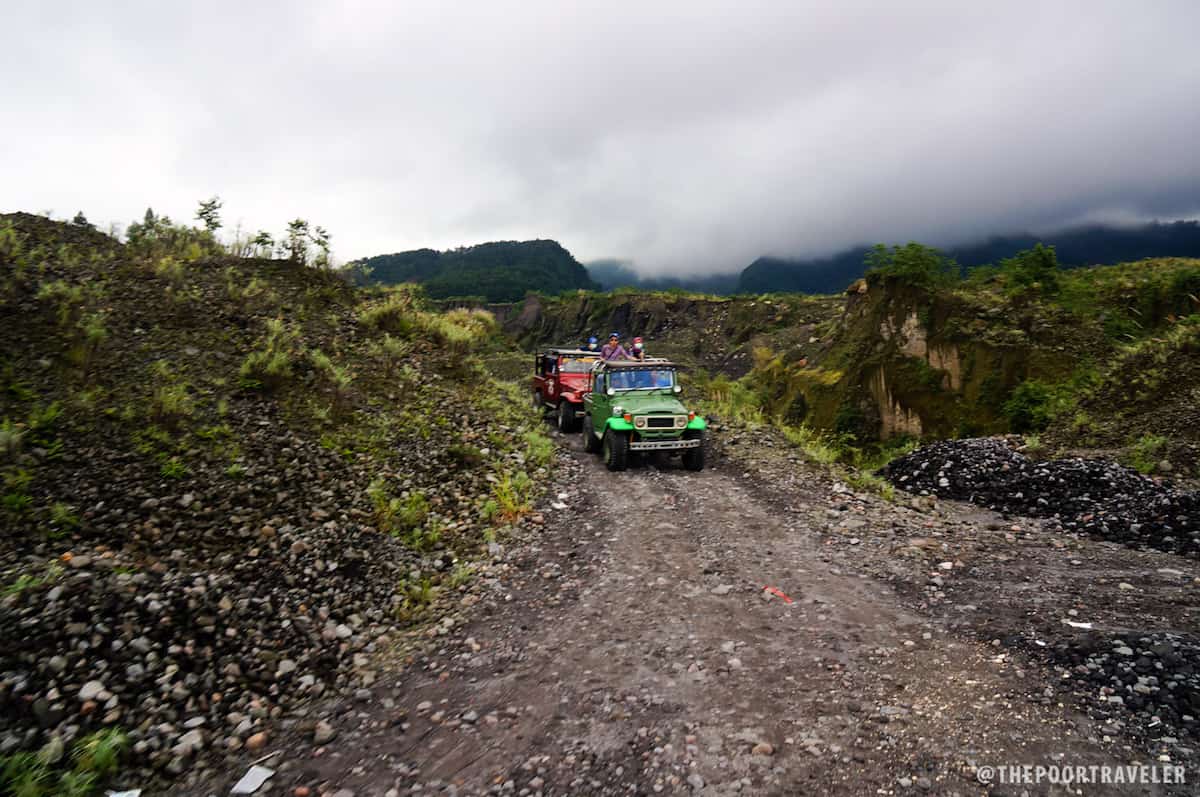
1032, 632, 1200, 740
880, 438, 1200, 556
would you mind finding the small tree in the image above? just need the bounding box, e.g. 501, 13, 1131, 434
999, 243, 1060, 296
310, 225, 331, 268
864, 243, 959, 289
252, 231, 274, 257
71, 211, 94, 229
284, 219, 310, 265
196, 196, 223, 233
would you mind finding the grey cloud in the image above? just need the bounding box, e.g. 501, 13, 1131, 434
3, 1, 1198, 276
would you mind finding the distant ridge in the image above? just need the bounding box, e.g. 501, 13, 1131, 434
737, 220, 1200, 294
350, 239, 596, 302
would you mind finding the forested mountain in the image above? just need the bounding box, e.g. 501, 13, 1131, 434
737, 220, 1200, 294
350, 239, 596, 301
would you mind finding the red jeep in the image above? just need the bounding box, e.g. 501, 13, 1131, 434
532, 348, 599, 432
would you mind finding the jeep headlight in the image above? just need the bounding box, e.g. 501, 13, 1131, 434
634, 416, 647, 428
612, 406, 623, 417
675, 415, 687, 428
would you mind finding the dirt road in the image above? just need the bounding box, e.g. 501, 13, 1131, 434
198, 429, 1196, 796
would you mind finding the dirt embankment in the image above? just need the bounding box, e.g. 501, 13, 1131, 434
188, 427, 1199, 796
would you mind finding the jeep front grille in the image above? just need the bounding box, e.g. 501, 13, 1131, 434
646, 416, 675, 429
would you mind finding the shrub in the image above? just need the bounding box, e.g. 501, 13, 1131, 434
160, 457, 188, 479
368, 479, 429, 535
0, 726, 125, 797
239, 319, 301, 390
0, 418, 25, 459
1002, 380, 1055, 432
493, 470, 533, 520
523, 429, 554, 469
308, 349, 354, 414
999, 244, 1061, 296
1126, 433, 1168, 474
864, 243, 960, 290
358, 292, 416, 335
69, 313, 108, 369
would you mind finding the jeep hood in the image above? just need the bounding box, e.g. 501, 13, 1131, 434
611, 393, 689, 415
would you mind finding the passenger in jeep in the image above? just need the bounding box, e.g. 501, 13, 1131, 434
629, 336, 646, 361
600, 332, 629, 361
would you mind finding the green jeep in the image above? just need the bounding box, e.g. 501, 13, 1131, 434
581, 359, 708, 471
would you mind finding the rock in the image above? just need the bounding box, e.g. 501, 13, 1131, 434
711, 584, 734, 595
313, 720, 337, 745
173, 728, 205, 757
751, 742, 774, 756
245, 731, 268, 752
881, 438, 1200, 556
78, 680, 105, 701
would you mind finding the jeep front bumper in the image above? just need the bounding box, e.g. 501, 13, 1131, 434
629, 438, 702, 451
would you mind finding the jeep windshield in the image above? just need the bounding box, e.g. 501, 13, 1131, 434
609, 369, 676, 391
560, 356, 598, 373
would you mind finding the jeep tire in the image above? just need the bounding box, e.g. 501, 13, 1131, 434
532, 389, 543, 410
582, 415, 600, 453
682, 430, 706, 472
557, 401, 576, 433
603, 428, 629, 472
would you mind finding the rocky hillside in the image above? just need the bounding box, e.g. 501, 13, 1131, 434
491, 290, 844, 375
505, 253, 1200, 477
0, 213, 553, 793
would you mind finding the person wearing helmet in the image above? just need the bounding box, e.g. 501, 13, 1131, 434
629, 336, 646, 361
600, 332, 628, 361
584, 336, 600, 352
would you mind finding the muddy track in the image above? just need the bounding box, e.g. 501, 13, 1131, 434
190, 429, 1194, 796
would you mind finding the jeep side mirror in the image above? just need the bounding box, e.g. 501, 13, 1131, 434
606, 387, 615, 396
673, 385, 682, 393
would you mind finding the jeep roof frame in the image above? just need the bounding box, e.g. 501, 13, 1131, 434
592, 358, 679, 370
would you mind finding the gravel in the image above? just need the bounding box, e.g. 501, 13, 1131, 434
881, 438, 1200, 555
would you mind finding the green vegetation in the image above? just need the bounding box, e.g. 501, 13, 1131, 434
0, 728, 127, 797
1126, 433, 1168, 474
160, 457, 188, 479
239, 319, 302, 390
349, 239, 597, 302
2, 562, 63, 599
492, 470, 534, 521
865, 243, 960, 290
2, 468, 33, 516
368, 479, 431, 538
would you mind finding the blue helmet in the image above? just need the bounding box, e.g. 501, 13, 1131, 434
609, 331, 620, 339
588, 336, 598, 344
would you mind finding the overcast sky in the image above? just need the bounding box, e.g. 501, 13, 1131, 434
4, 1, 1199, 276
